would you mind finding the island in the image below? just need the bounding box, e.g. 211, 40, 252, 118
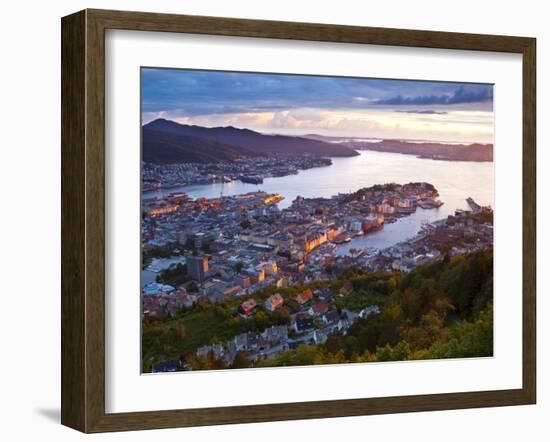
304, 134, 493, 162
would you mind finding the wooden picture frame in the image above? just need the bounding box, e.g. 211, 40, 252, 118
61, 8, 536, 433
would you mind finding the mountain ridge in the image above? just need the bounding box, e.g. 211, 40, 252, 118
142, 128, 260, 164
142, 119, 359, 163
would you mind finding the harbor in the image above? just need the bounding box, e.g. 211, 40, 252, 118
144, 150, 493, 255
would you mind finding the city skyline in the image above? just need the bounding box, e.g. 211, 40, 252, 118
141, 68, 494, 144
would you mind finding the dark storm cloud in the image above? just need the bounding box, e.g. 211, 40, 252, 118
377, 85, 493, 106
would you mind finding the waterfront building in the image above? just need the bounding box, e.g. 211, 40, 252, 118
142, 282, 175, 296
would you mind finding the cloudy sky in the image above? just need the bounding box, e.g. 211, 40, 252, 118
141, 68, 494, 144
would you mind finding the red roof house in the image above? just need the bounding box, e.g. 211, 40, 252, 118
309, 302, 329, 316
264, 293, 284, 312
296, 288, 314, 305
239, 298, 257, 317
339, 281, 353, 297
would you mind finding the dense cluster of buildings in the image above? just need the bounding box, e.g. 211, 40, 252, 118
359, 206, 493, 274
151, 285, 381, 372
142, 181, 493, 371
142, 183, 442, 300
142, 155, 332, 192
189, 295, 382, 370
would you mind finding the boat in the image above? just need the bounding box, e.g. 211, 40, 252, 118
240, 175, 264, 184
333, 233, 352, 244
418, 198, 444, 209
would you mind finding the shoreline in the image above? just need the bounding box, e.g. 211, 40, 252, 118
356, 148, 493, 163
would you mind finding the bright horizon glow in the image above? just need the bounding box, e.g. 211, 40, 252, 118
141, 68, 494, 144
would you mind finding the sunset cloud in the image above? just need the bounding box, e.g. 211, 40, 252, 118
141, 68, 494, 143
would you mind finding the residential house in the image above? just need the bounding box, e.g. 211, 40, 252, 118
264, 293, 284, 312
196, 343, 225, 360
308, 302, 329, 317
152, 360, 179, 373
260, 325, 288, 344
359, 305, 381, 319
313, 329, 328, 345
239, 298, 257, 317
315, 288, 333, 304
321, 309, 340, 326
231, 331, 258, 352
296, 288, 314, 305
293, 316, 314, 333
339, 281, 353, 297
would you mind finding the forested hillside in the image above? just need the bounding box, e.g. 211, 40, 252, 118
143, 250, 493, 371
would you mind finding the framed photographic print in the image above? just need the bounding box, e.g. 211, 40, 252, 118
61, 9, 536, 433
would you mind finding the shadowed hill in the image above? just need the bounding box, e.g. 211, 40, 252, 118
347, 139, 493, 162
143, 119, 359, 163
142, 128, 260, 164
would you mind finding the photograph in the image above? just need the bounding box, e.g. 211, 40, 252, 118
0, 0, 543, 438
140, 68, 495, 373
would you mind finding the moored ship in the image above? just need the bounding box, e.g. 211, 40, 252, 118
239, 175, 264, 184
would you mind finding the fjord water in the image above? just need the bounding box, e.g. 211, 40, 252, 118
143, 151, 494, 254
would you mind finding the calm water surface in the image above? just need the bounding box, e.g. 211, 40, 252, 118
143, 151, 494, 257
